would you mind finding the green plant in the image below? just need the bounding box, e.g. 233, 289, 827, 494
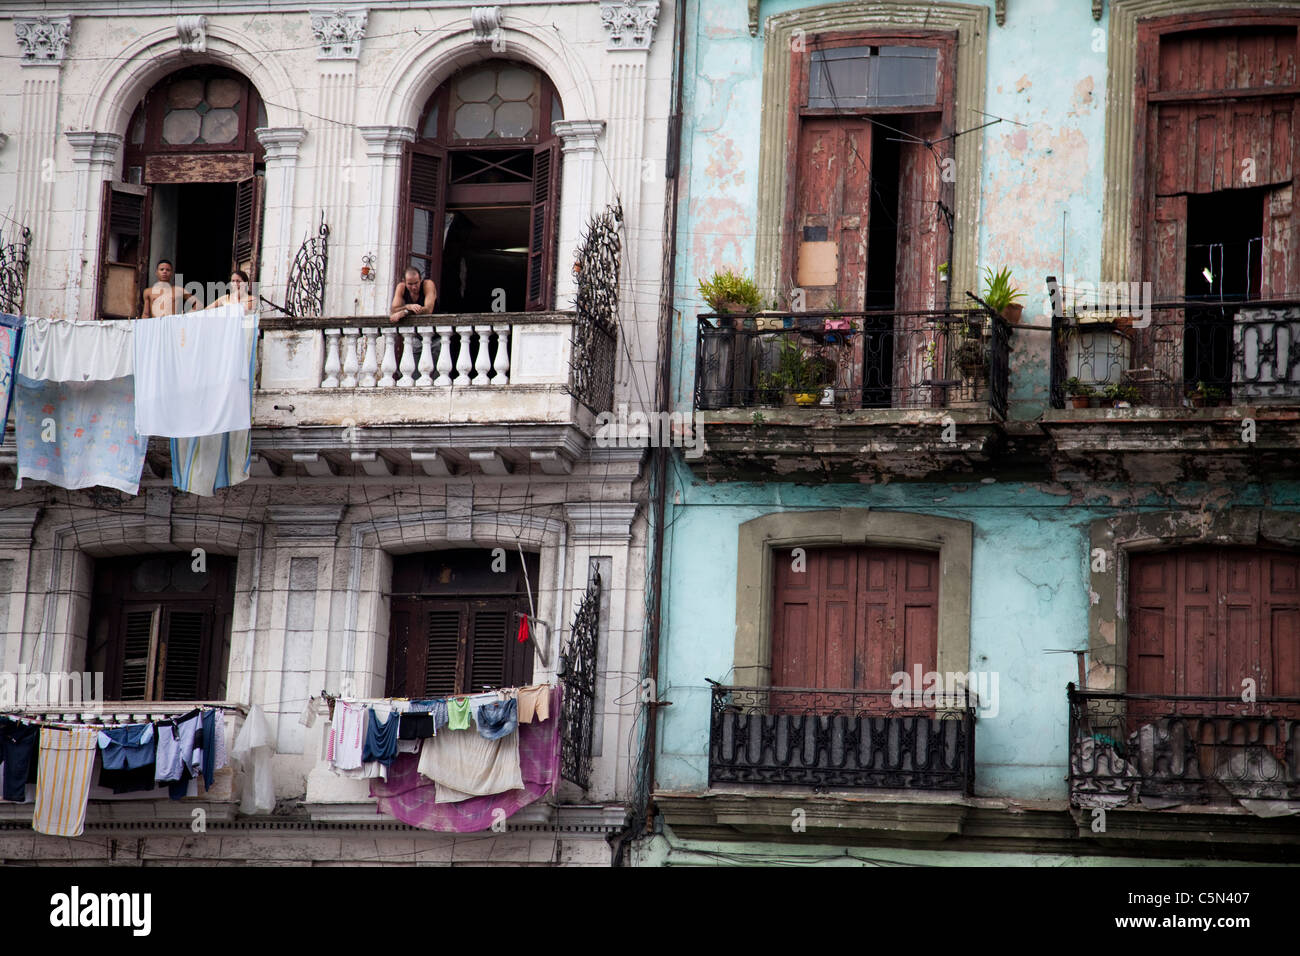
1064, 377, 1095, 397
698, 268, 764, 314
759, 338, 830, 395
982, 266, 1025, 313
751, 411, 766, 426
1188, 381, 1225, 402
1103, 383, 1139, 404
937, 262, 950, 278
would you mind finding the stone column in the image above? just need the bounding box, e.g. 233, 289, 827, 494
358, 125, 415, 315
63, 131, 121, 320
255, 127, 309, 307
552, 119, 606, 309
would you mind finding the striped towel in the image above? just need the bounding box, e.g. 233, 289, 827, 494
32, 726, 99, 837
169, 319, 256, 496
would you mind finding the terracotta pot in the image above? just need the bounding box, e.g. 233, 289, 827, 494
1000, 303, 1024, 324
1189, 395, 1207, 408
1070, 395, 1091, 409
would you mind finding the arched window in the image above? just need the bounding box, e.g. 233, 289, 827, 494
398, 60, 564, 313
98, 66, 266, 318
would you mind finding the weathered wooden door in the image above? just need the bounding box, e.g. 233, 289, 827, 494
1128, 547, 1300, 697
792, 118, 873, 313
771, 545, 939, 690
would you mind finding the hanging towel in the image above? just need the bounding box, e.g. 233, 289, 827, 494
230, 705, 275, 814
416, 722, 523, 803
516, 615, 530, 644
18, 316, 133, 383
0, 313, 24, 428
134, 304, 250, 437
15, 373, 148, 494
169, 318, 257, 495
32, 726, 99, 837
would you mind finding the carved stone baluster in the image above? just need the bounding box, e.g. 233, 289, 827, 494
340, 327, 360, 387
491, 323, 510, 385
321, 328, 342, 388
473, 324, 493, 385
398, 328, 417, 387
417, 326, 436, 386
433, 325, 452, 386
379, 328, 398, 387
454, 325, 473, 385
358, 328, 379, 387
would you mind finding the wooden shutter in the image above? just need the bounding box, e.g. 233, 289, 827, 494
424, 608, 462, 697
1129, 548, 1300, 697
231, 174, 265, 281
467, 604, 510, 692
119, 607, 160, 702
1261, 183, 1297, 298
160, 608, 208, 700
96, 181, 152, 319
397, 143, 446, 287
771, 546, 939, 690
525, 141, 561, 311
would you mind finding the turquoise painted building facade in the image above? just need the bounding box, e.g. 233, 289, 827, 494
633, 0, 1300, 865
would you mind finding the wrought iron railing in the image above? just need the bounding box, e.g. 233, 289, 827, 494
282, 214, 330, 319
0, 226, 31, 316
708, 683, 976, 793
559, 571, 601, 790
695, 308, 1009, 418
1049, 301, 1300, 409
570, 204, 621, 414
1067, 684, 1300, 808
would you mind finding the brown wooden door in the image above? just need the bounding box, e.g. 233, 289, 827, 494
1129, 547, 1300, 697
525, 140, 561, 312
96, 181, 152, 319
771, 545, 939, 690
792, 117, 872, 312
386, 596, 532, 697
397, 142, 447, 287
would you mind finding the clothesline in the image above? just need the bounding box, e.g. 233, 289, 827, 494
0, 703, 244, 730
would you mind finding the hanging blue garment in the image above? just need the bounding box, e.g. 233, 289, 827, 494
474, 699, 518, 741
362, 708, 399, 766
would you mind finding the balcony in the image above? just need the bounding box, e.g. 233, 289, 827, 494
251, 312, 616, 477
708, 683, 976, 794
1068, 685, 1300, 811
1044, 302, 1300, 480
691, 309, 1009, 481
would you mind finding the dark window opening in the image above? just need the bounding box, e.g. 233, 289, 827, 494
1183, 188, 1267, 390
808, 46, 939, 109
151, 182, 239, 297
386, 549, 539, 698
88, 553, 235, 702
861, 124, 901, 407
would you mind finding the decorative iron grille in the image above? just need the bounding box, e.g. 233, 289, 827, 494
284, 214, 329, 318
559, 571, 601, 789
0, 226, 31, 315
709, 683, 976, 792
570, 204, 621, 413
1067, 684, 1300, 809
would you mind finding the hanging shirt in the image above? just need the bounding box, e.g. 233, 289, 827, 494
0, 718, 40, 802
329, 701, 367, 770
133, 304, 251, 437
474, 699, 518, 741
446, 698, 472, 731
362, 707, 399, 767
32, 726, 100, 837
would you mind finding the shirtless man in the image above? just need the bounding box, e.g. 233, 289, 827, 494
389, 267, 437, 323
140, 260, 195, 317
205, 270, 257, 312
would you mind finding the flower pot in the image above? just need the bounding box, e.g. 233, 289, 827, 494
1000, 303, 1024, 324
1189, 395, 1208, 408
1069, 395, 1091, 409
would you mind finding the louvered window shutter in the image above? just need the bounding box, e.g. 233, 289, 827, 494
424, 608, 462, 697
231, 174, 264, 281
399, 144, 447, 288
161, 609, 208, 700
119, 608, 160, 702
467, 605, 510, 693
97, 181, 152, 319
525, 141, 562, 311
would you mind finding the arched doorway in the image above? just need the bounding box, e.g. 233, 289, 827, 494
97, 65, 267, 318
397, 60, 564, 313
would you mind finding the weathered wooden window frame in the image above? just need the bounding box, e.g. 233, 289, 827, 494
732, 509, 973, 687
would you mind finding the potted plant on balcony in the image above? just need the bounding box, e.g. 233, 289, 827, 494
982, 266, 1026, 325
1187, 381, 1226, 408
698, 269, 764, 328
1103, 383, 1140, 408
760, 338, 829, 406
1064, 377, 1095, 409
953, 320, 988, 378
